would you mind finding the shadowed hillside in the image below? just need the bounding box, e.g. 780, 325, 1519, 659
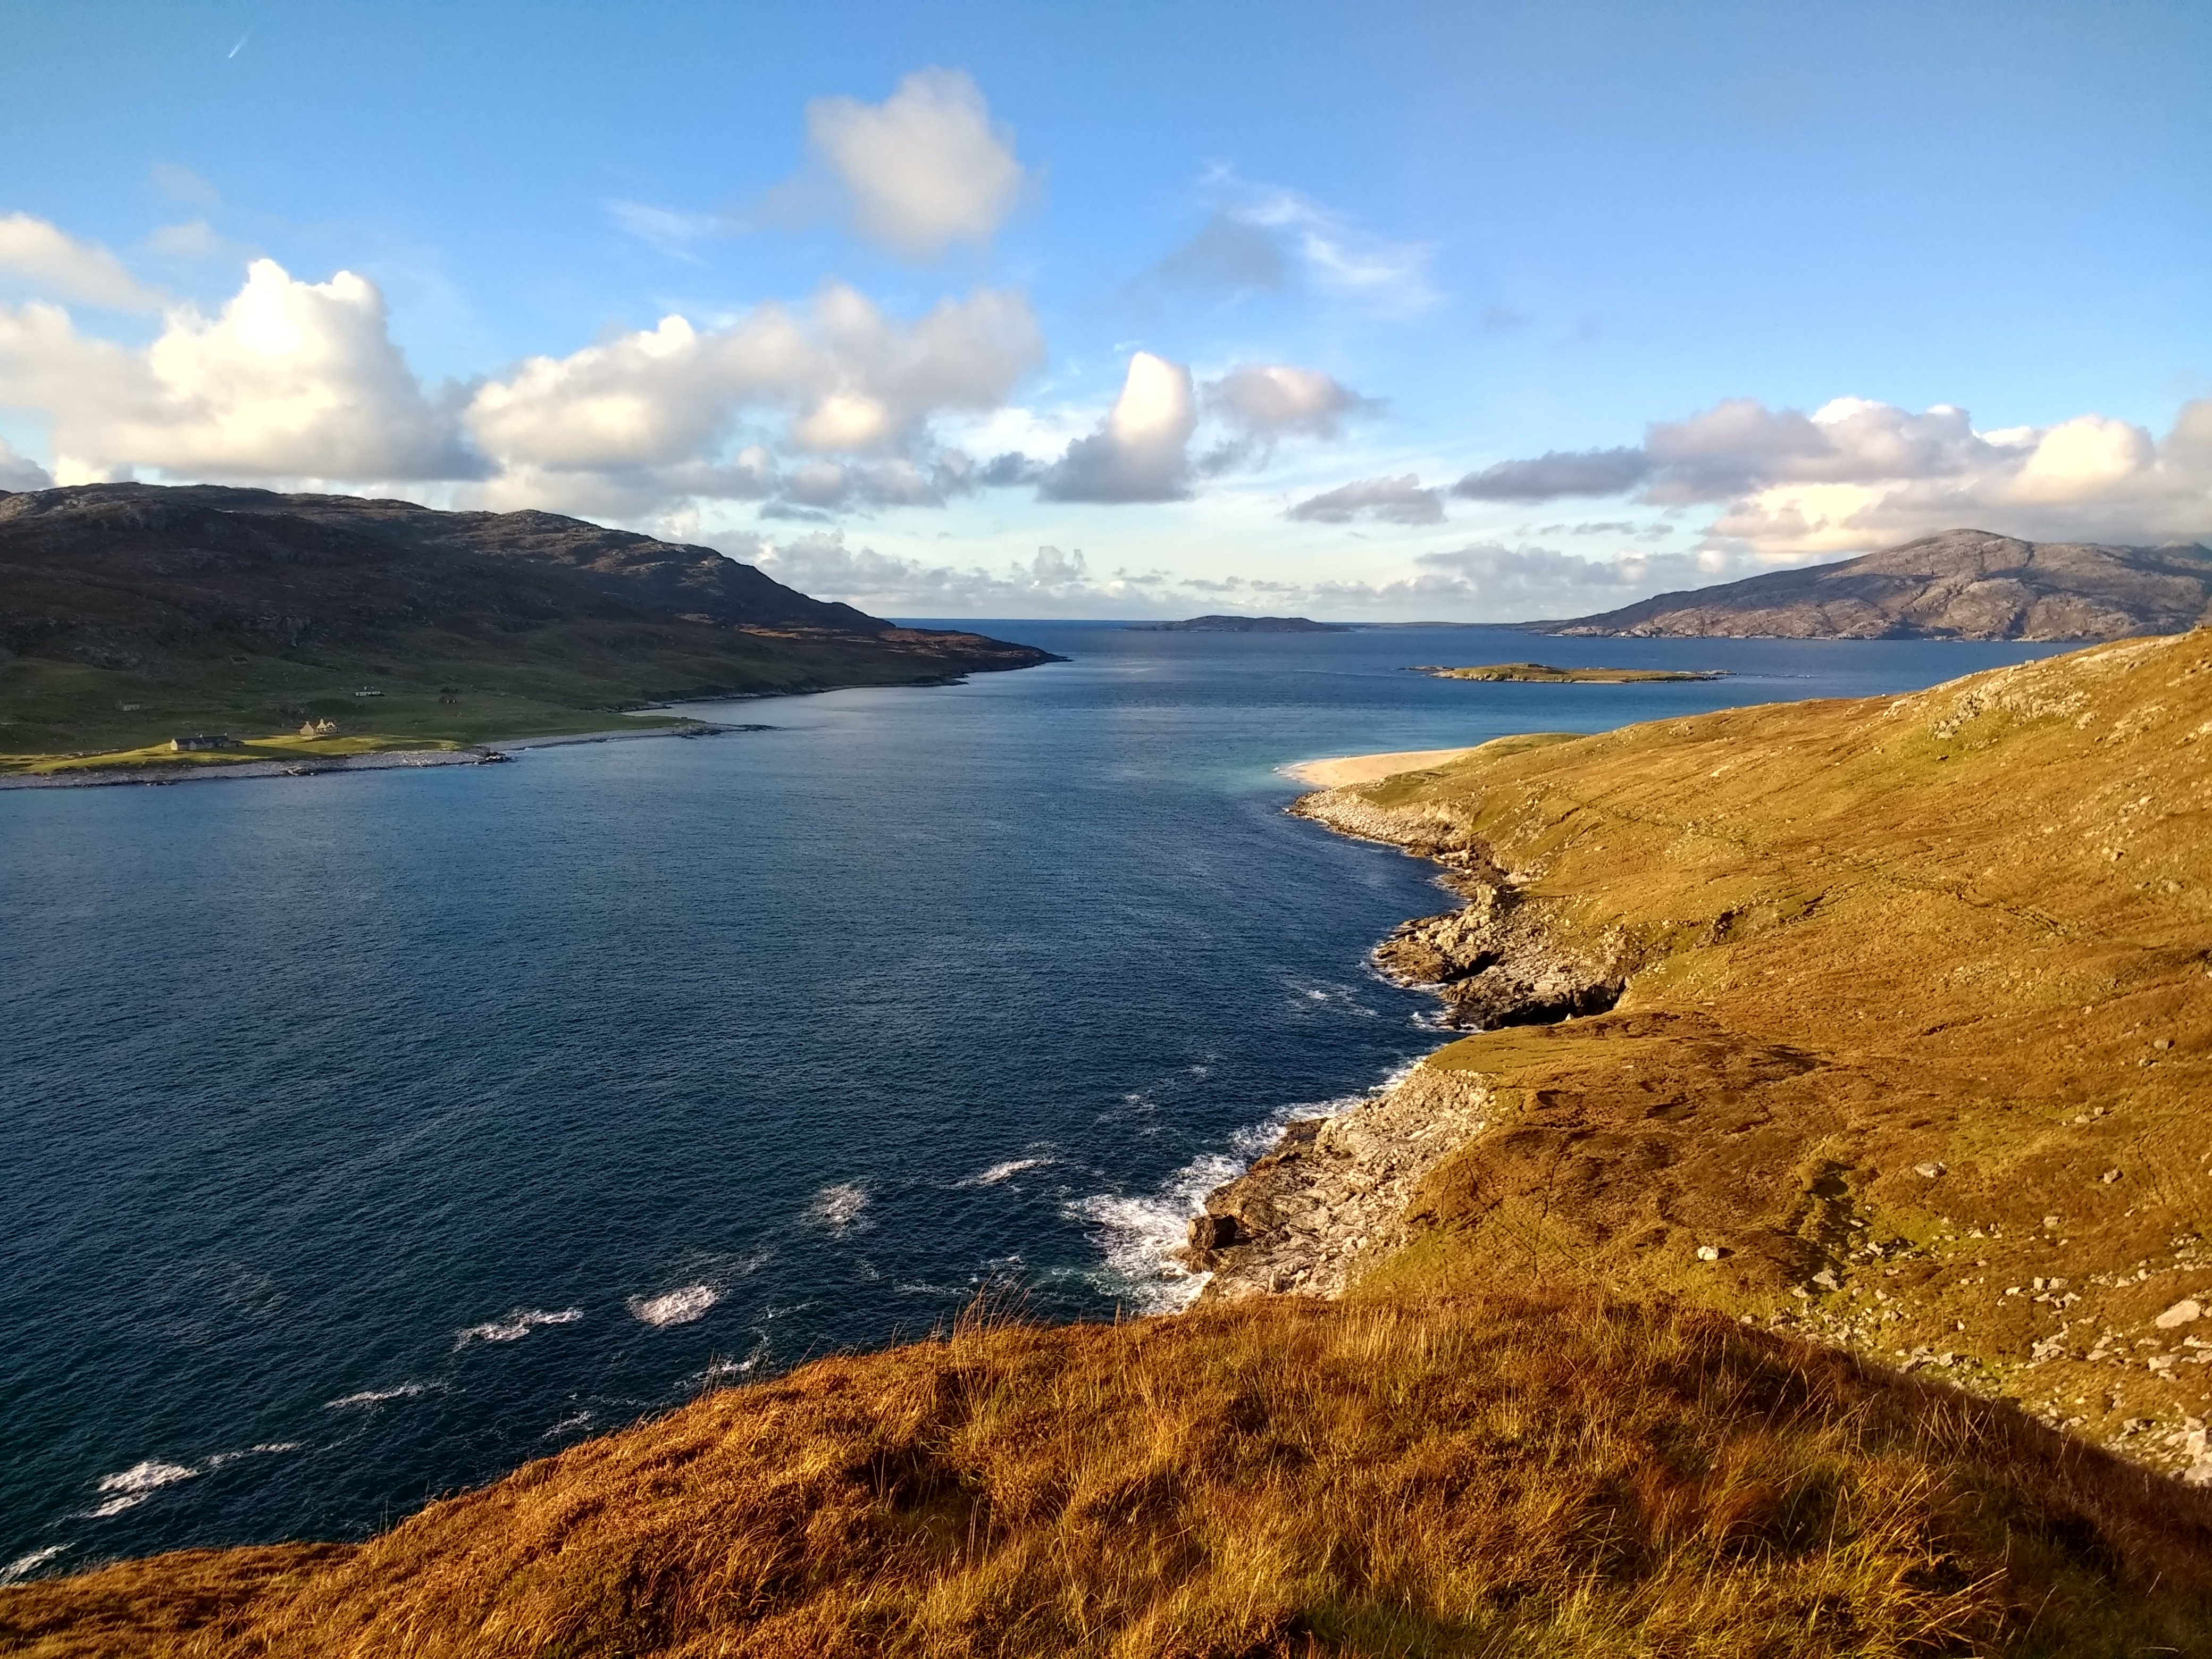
0, 484, 1054, 769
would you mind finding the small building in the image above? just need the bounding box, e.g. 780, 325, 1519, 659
170, 735, 237, 752
298, 718, 339, 738
352, 686, 384, 698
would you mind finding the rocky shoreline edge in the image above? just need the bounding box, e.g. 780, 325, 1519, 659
1177, 773, 1628, 1300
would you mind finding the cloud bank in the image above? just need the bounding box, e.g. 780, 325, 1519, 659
1452, 396, 2212, 555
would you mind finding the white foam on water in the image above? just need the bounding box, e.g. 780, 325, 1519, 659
1, 1544, 70, 1585
957, 1156, 1053, 1187
326, 1381, 442, 1410
85, 1459, 198, 1518
544, 1410, 594, 1437
1070, 1060, 1428, 1314
203, 1443, 303, 1470
804, 1181, 871, 1235
629, 1284, 719, 1327
455, 1306, 584, 1347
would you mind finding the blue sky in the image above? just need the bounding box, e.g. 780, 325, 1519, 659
2, 0, 2207, 617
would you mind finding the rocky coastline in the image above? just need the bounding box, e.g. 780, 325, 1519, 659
1179, 776, 1630, 1300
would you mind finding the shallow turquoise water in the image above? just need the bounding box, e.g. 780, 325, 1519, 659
0, 623, 2062, 1577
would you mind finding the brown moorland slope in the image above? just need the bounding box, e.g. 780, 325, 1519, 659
1269, 629, 2212, 1470
1534, 527, 2212, 640
11, 1295, 2212, 1658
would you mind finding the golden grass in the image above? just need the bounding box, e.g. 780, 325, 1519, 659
1307, 631, 2212, 1457
12, 1291, 2211, 1657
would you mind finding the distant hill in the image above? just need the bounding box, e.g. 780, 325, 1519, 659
1535, 528, 2212, 640
0, 484, 1055, 764
1129, 614, 1351, 632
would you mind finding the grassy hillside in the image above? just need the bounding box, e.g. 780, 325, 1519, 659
1299, 629, 2211, 1468
11, 1294, 2212, 1657
0, 484, 1054, 773
11, 632, 2212, 1655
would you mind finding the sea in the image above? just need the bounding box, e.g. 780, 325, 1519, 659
0, 623, 2064, 1580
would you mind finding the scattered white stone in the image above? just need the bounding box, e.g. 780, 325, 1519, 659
2101, 1168, 2124, 1184
2156, 1298, 2204, 1330
1914, 1161, 1945, 1179
1696, 1244, 1722, 1262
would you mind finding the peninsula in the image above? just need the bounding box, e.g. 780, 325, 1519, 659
12, 631, 2212, 1655
1414, 661, 1728, 682
1536, 526, 2212, 640
0, 484, 1056, 777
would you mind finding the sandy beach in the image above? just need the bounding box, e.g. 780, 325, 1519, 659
1278, 746, 1478, 789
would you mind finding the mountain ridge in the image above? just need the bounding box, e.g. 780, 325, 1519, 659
1534, 527, 2212, 640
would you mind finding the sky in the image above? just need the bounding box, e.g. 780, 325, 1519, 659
1, 0, 2207, 620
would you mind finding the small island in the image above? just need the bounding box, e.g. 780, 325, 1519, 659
1413, 661, 1730, 683
1128, 615, 1353, 633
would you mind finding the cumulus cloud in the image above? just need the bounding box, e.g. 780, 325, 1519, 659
1449, 395, 2212, 557
1287, 474, 1444, 525
0, 436, 53, 490
468, 281, 1041, 474
803, 69, 1027, 258
1040, 352, 1197, 504
0, 214, 164, 311
0, 259, 472, 482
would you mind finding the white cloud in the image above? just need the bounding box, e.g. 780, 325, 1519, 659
1452, 395, 2212, 557
0, 214, 164, 311
756, 533, 1171, 616
1040, 352, 1197, 503
0, 259, 470, 482
1210, 364, 1371, 438
804, 69, 1027, 259
467, 282, 1042, 477
1287, 474, 1444, 525
0, 436, 52, 490
1150, 177, 1438, 315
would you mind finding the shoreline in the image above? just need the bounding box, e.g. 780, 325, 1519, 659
0, 720, 756, 792
1180, 743, 1602, 1301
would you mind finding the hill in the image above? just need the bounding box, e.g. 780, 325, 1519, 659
1127, 615, 1352, 632
10, 1293, 2212, 1656
0, 484, 1054, 770
11, 631, 2212, 1653
1261, 629, 2211, 1475
1535, 527, 2212, 640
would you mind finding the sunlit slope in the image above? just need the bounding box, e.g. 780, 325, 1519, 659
1300, 630, 2212, 1462
11, 1295, 2212, 1657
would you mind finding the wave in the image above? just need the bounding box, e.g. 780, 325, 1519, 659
1069, 1059, 1428, 1314
455, 1306, 583, 1347
326, 1380, 443, 1410
629, 1284, 719, 1327
85, 1459, 198, 1517
0, 1544, 70, 1585
804, 1182, 871, 1235
956, 1155, 1054, 1187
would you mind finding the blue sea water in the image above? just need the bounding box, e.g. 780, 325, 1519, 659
0, 624, 2064, 1578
